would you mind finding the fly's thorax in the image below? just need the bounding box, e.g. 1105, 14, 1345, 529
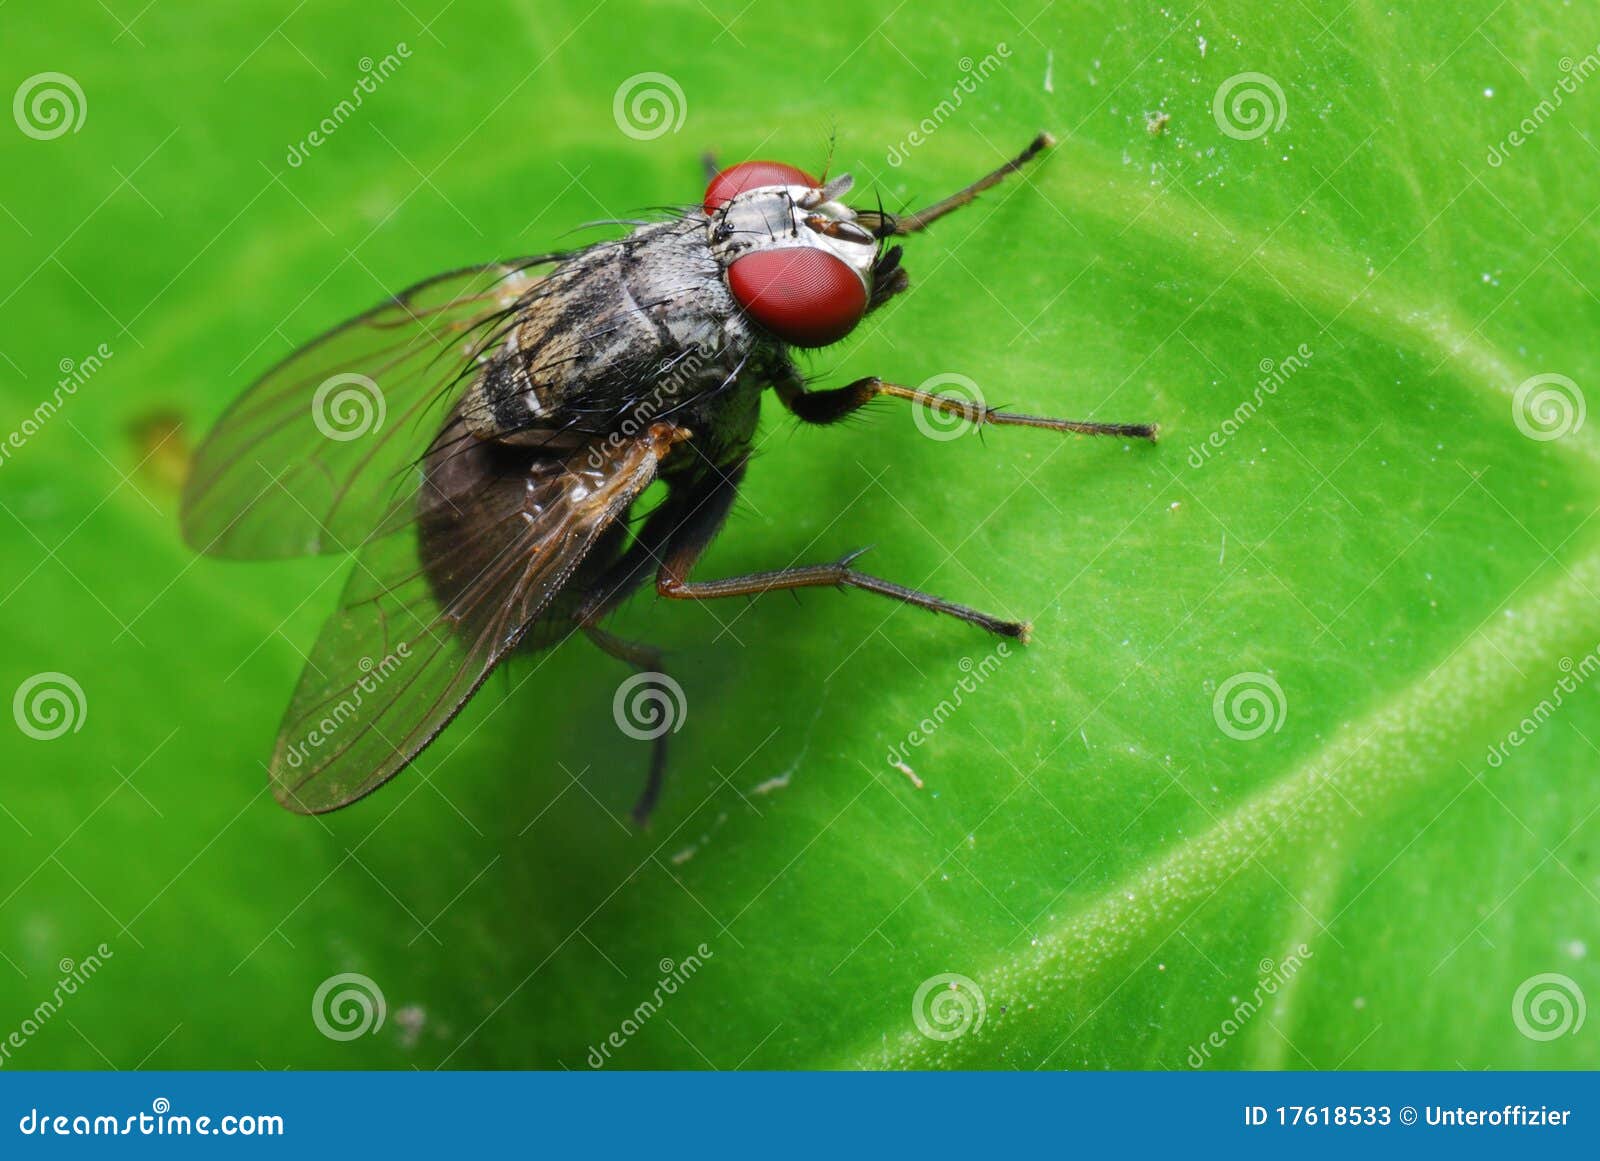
706, 180, 879, 348
459, 220, 761, 442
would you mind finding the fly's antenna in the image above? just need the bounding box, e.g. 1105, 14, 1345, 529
818, 125, 839, 183
852, 133, 1057, 238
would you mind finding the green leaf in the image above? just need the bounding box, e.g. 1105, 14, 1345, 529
1, 0, 1596, 1070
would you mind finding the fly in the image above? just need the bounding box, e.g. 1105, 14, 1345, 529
181, 133, 1157, 823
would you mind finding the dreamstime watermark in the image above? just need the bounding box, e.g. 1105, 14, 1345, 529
1211, 671, 1286, 740
13, 72, 86, 140
285, 43, 412, 168
281, 647, 411, 769
1186, 945, 1312, 1067
1512, 972, 1585, 1041
0, 945, 113, 1066
586, 944, 712, 1067
1187, 343, 1313, 468
885, 44, 1012, 166
311, 373, 386, 441
912, 972, 986, 1041
886, 642, 1011, 771
13, 672, 86, 740
612, 671, 687, 741
312, 972, 386, 1041
1487, 44, 1600, 167
911, 373, 986, 441
613, 72, 687, 140
1485, 645, 1600, 769
1512, 373, 1584, 441
1212, 72, 1288, 141
0, 342, 113, 470
585, 345, 712, 470
18, 1100, 284, 1138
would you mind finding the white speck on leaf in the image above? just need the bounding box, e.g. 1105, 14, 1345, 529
891, 758, 923, 789
394, 1005, 426, 1049
752, 770, 792, 796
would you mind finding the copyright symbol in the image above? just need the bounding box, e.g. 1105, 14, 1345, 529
1399, 1106, 1417, 1125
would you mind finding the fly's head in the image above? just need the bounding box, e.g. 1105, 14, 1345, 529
703, 161, 888, 349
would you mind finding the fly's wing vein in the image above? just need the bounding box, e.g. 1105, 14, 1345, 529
269, 422, 673, 813
182, 256, 567, 560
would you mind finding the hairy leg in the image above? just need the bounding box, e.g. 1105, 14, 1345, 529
776, 369, 1157, 440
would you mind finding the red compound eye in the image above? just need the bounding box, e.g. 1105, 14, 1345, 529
727, 248, 867, 348
703, 160, 816, 211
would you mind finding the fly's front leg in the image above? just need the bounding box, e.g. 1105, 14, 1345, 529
775, 368, 1157, 439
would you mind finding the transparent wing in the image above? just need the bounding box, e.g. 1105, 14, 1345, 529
182, 257, 566, 560
270, 415, 686, 813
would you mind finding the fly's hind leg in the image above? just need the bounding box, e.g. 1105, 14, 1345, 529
657, 546, 1031, 642
582, 624, 672, 825
618, 455, 1030, 639
573, 458, 749, 822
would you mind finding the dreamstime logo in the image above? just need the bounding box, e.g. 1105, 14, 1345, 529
281, 646, 411, 770
1211, 671, 1286, 740
587, 943, 713, 1068
612, 671, 687, 740
1485, 646, 1600, 770
1513, 373, 1584, 441
886, 643, 1012, 771
13, 72, 87, 140
1512, 972, 1586, 1042
312, 373, 386, 441
1, 342, 113, 472
0, 942, 113, 1068
284, 43, 411, 168
885, 44, 1012, 166
312, 972, 386, 1041
912, 373, 985, 441
613, 72, 687, 141
1186, 945, 1313, 1067
13, 672, 86, 740
1212, 72, 1288, 140
1486, 43, 1600, 167
1187, 343, 1314, 468
913, 973, 986, 1041
586, 345, 712, 470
